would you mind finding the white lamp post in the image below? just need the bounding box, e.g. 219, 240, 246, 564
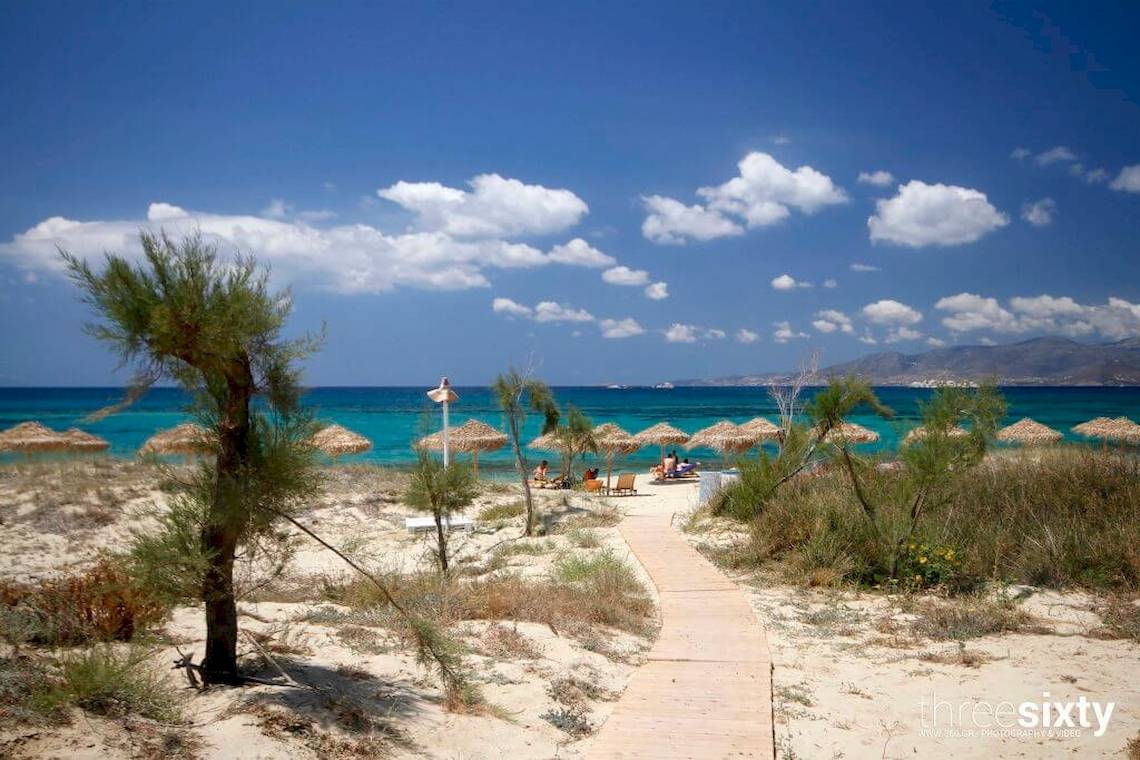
426, 377, 459, 467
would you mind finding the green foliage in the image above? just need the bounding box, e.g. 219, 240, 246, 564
552, 405, 596, 479
715, 447, 1140, 593
404, 450, 478, 572
491, 367, 559, 536
404, 453, 479, 519
896, 542, 963, 589
63, 231, 323, 680
47, 646, 181, 722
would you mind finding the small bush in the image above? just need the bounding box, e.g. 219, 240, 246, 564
50, 647, 180, 722
541, 706, 593, 737
477, 501, 525, 522
0, 655, 68, 725
565, 528, 601, 548
0, 558, 169, 646
912, 595, 1038, 641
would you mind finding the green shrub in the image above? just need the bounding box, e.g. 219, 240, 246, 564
720, 448, 1139, 593
51, 647, 181, 722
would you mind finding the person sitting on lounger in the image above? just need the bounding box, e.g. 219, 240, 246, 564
583, 467, 599, 480
532, 460, 549, 482
673, 460, 697, 477
663, 452, 676, 476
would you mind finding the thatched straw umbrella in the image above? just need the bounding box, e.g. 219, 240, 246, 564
63, 428, 111, 453
592, 423, 639, 492
687, 420, 759, 469
311, 424, 371, 463
1073, 416, 1140, 450
902, 425, 969, 445
140, 422, 215, 463
996, 417, 1061, 446
418, 419, 507, 475
633, 422, 690, 468
818, 421, 880, 445
741, 417, 782, 445
0, 421, 71, 459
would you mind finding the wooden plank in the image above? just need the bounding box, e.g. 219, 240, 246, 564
587, 507, 775, 760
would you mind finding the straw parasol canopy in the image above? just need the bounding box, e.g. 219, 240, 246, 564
818, 421, 880, 445
633, 422, 691, 467
0, 421, 71, 457
592, 423, 639, 490
418, 419, 507, 475
687, 420, 759, 468
1072, 416, 1140, 448
902, 425, 969, 445
740, 417, 782, 441
63, 428, 110, 452
140, 423, 215, 462
996, 417, 1062, 446
311, 424, 371, 462
528, 431, 564, 453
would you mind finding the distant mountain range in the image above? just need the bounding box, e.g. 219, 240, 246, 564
675, 337, 1140, 387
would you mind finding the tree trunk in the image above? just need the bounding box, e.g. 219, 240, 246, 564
201, 363, 253, 684
434, 512, 449, 572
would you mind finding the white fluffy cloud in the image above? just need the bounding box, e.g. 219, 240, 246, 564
664, 323, 698, 343
602, 265, 650, 286
812, 309, 854, 334
599, 317, 645, 339
705, 328, 727, 340
641, 152, 845, 244
867, 181, 1009, 247
771, 273, 811, 290
533, 301, 594, 323
1110, 165, 1140, 193
1021, 198, 1057, 227
1010, 147, 1032, 160
857, 170, 895, 187
644, 281, 669, 300
377, 173, 587, 238
1034, 146, 1078, 166
861, 299, 923, 326
926, 337, 947, 347
640, 195, 742, 245
492, 297, 533, 318
772, 321, 808, 343
736, 328, 759, 344
0, 194, 615, 294
850, 262, 880, 272
547, 238, 616, 268
936, 292, 1140, 339
822, 278, 838, 289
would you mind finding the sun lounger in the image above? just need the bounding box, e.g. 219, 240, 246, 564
584, 478, 604, 493
405, 516, 475, 534
609, 473, 637, 496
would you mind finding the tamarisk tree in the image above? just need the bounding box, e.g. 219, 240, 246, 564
63, 232, 321, 684
491, 367, 559, 536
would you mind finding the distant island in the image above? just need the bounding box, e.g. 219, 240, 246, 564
675, 337, 1140, 387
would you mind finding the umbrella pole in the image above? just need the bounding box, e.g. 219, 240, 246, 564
606, 450, 613, 492
473, 451, 479, 477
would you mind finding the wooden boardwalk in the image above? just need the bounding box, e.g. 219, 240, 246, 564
587, 512, 774, 759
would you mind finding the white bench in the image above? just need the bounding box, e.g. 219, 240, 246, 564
404, 515, 475, 534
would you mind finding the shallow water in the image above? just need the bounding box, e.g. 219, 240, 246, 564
2, 386, 1138, 474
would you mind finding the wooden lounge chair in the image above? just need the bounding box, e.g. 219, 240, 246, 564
584, 478, 604, 493
610, 473, 637, 496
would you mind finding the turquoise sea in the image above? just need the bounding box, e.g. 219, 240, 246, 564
2, 386, 1139, 473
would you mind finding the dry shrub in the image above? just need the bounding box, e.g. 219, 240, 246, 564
0, 558, 168, 646
912, 595, 1040, 641
480, 624, 541, 659
1092, 595, 1140, 642
246, 703, 397, 758
476, 501, 525, 522
328, 552, 654, 643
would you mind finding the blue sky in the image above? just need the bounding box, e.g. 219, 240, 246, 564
1, 1, 1139, 386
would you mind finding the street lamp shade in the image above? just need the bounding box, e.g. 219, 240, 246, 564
427, 376, 459, 404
